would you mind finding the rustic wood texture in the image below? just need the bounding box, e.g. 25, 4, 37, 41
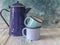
0, 16, 60, 45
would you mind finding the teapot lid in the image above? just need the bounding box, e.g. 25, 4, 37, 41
11, 1, 25, 7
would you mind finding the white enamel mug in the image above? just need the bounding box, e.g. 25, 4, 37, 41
22, 27, 40, 41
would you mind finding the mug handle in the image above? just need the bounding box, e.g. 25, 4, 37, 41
24, 17, 31, 26
22, 28, 27, 37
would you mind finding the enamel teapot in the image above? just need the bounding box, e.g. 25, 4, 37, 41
0, 1, 31, 36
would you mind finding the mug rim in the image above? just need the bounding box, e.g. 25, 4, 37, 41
31, 16, 43, 23
26, 26, 41, 29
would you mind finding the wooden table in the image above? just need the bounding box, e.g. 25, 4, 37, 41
0, 27, 60, 45
0, 17, 60, 45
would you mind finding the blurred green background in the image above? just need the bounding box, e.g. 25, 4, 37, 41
0, 0, 60, 27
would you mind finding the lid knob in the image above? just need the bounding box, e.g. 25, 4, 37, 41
10, 1, 25, 7
17, 1, 19, 4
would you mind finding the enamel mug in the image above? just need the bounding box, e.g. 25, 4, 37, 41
24, 16, 43, 28
22, 27, 40, 41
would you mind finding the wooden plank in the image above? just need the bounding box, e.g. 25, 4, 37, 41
0, 27, 60, 45
0, 28, 10, 45
6, 36, 21, 45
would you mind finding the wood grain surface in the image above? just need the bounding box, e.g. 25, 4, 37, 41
0, 16, 60, 45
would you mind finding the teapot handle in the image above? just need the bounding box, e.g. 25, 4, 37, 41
0, 9, 10, 27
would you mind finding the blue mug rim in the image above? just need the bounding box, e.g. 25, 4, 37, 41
25, 26, 41, 29
30, 16, 43, 23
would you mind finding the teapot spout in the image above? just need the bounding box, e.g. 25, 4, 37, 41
25, 8, 31, 14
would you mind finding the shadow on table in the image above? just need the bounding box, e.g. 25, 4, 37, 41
40, 34, 60, 40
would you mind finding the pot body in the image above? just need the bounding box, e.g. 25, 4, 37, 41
9, 7, 26, 36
